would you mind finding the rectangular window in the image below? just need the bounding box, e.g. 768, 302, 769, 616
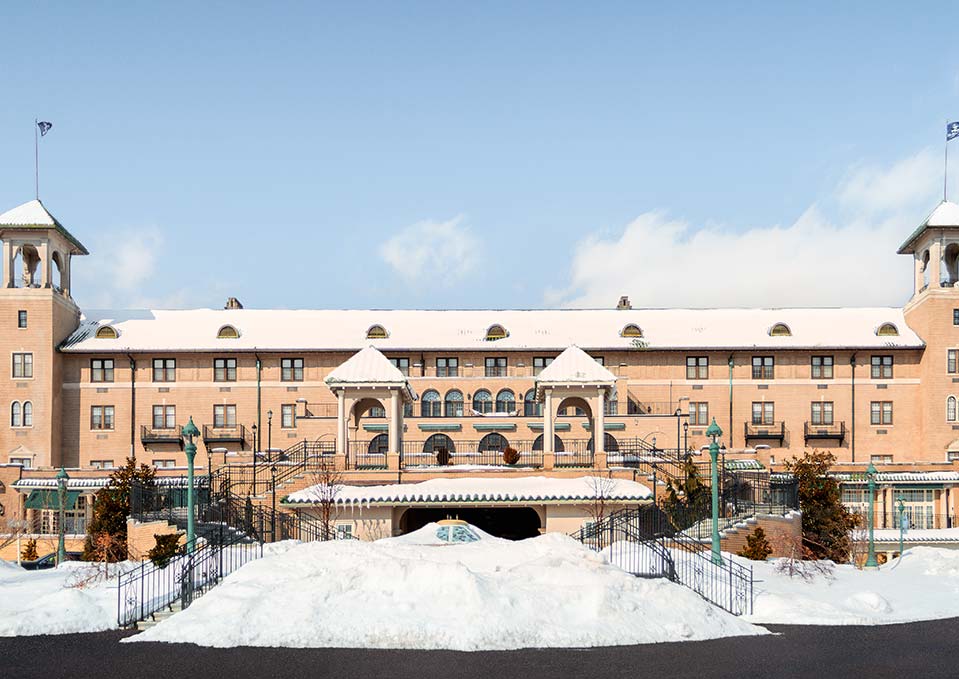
811, 355, 834, 379
954, 309, 959, 326
91, 358, 114, 383
214, 358, 237, 382
811, 401, 834, 425
436, 357, 459, 377
389, 357, 410, 376
591, 355, 605, 366
689, 401, 709, 426
90, 460, 114, 469
336, 524, 353, 540
213, 404, 237, 428
485, 356, 508, 377
686, 356, 708, 380
281, 404, 295, 428
871, 355, 893, 379
533, 357, 553, 376
870, 401, 893, 425
17, 310, 27, 328
153, 459, 176, 469
12, 353, 33, 378
751, 356, 774, 380
91, 405, 115, 430
152, 405, 176, 429
751, 402, 774, 425
153, 358, 176, 382
281, 358, 304, 382
949, 350, 958, 375
9, 457, 31, 467
870, 454, 893, 464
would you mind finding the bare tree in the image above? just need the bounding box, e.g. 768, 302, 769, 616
308, 458, 344, 541
770, 529, 835, 581
586, 475, 617, 525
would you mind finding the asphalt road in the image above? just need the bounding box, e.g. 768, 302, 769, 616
4, 618, 956, 679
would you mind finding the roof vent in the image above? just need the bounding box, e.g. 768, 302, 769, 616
617, 295, 632, 310
225, 297, 244, 310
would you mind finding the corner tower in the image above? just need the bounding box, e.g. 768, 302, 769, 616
0, 200, 87, 468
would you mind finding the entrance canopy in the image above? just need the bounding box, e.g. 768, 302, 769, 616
534, 345, 616, 399
23, 489, 80, 510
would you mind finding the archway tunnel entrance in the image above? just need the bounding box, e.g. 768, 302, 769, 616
399, 506, 542, 540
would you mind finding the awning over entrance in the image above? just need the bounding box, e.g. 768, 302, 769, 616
23, 489, 80, 510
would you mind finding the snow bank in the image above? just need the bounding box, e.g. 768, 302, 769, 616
0, 561, 133, 636
129, 525, 765, 650
743, 547, 959, 625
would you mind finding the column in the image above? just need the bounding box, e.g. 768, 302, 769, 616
38, 242, 51, 288
387, 390, 401, 470
543, 388, 555, 470
336, 391, 346, 456
931, 240, 944, 288
594, 389, 606, 469
915, 253, 924, 293
61, 254, 71, 296
1, 241, 11, 288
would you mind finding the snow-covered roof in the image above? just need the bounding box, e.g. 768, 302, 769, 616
325, 346, 416, 401
285, 475, 652, 507
835, 471, 959, 484
535, 345, 617, 385
0, 199, 88, 254
12, 476, 201, 491
898, 200, 959, 254
873, 527, 959, 543
59, 307, 925, 353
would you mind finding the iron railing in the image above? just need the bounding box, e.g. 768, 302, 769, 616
743, 421, 786, 442
140, 425, 182, 446
202, 424, 247, 445
803, 421, 846, 443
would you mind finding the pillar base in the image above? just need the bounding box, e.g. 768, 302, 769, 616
593, 452, 608, 470
387, 453, 401, 471
543, 453, 556, 470
333, 453, 348, 472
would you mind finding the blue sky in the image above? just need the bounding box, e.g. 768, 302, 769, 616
1, 2, 958, 310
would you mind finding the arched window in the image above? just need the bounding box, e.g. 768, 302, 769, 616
532, 433, 564, 452
587, 433, 620, 452
769, 323, 792, 337
877, 323, 899, 337
495, 389, 515, 413
524, 389, 541, 417
366, 324, 389, 339
22, 401, 32, 427
949, 396, 957, 423
367, 434, 389, 454
10, 402, 21, 427
444, 390, 463, 417
424, 434, 455, 455
421, 389, 441, 417
473, 389, 492, 414
620, 324, 643, 338
95, 325, 118, 339
217, 325, 240, 339
478, 432, 509, 452
485, 324, 508, 341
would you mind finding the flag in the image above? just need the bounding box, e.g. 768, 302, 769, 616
948, 121, 959, 141
37, 121, 52, 137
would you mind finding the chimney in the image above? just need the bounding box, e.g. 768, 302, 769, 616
225, 297, 244, 310
616, 295, 632, 310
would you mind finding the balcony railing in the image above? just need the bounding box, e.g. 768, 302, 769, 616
202, 424, 247, 445
743, 421, 785, 443
804, 421, 846, 444
140, 425, 182, 446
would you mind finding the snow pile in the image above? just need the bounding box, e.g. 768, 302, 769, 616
0, 561, 131, 636
744, 547, 959, 625
129, 524, 765, 650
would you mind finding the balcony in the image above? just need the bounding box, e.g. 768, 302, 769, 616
804, 421, 846, 444
140, 425, 182, 447
202, 424, 247, 445
743, 421, 785, 443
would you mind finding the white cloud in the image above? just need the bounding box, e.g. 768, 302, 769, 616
549, 150, 942, 309
379, 215, 480, 283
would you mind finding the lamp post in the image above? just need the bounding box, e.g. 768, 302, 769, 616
56, 467, 68, 566
897, 494, 906, 559
182, 417, 200, 553
267, 410, 273, 460
270, 464, 277, 542
865, 462, 879, 569
251, 423, 258, 497
705, 418, 724, 565
683, 421, 689, 454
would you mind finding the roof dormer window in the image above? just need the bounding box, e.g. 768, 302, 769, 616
95, 325, 118, 339
769, 323, 792, 337
217, 324, 240, 339
620, 323, 643, 338
877, 322, 899, 337
485, 324, 508, 341
366, 324, 389, 339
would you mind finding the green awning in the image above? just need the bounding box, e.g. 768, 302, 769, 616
24, 489, 80, 510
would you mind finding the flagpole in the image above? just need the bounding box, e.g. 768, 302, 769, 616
946, 120, 949, 202
34, 118, 39, 200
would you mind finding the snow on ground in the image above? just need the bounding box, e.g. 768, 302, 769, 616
128, 523, 766, 650
741, 547, 959, 625
0, 561, 132, 637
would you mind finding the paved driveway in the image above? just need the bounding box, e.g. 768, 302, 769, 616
4, 618, 956, 679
